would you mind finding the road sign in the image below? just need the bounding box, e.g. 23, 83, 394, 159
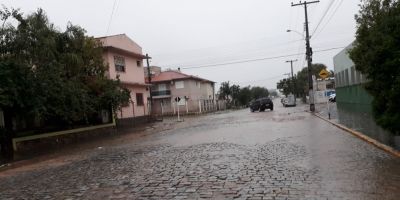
174, 97, 181, 102
319, 69, 329, 79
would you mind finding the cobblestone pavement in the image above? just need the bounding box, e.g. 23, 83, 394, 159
1, 101, 399, 199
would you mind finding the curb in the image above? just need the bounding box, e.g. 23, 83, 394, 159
313, 113, 400, 158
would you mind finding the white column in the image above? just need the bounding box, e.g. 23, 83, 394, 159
161, 101, 164, 116
199, 100, 202, 113
173, 99, 176, 114
186, 99, 189, 114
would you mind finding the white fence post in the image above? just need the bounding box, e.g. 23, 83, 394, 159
161, 101, 164, 116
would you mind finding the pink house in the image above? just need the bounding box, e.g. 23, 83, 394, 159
145, 67, 219, 115
97, 34, 150, 119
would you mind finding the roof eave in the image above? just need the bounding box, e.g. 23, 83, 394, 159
103, 46, 149, 59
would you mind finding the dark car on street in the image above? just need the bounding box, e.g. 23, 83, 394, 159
250, 97, 274, 112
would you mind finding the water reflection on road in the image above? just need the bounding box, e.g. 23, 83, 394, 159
0, 99, 399, 199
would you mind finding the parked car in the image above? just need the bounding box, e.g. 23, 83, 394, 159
282, 94, 296, 107
329, 93, 336, 102
250, 97, 274, 112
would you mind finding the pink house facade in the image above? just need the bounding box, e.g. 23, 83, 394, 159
97, 34, 150, 119
145, 67, 223, 115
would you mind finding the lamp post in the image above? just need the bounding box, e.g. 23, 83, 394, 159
285, 59, 297, 97
291, 1, 319, 112
286, 29, 304, 39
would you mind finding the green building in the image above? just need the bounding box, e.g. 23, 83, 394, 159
333, 44, 399, 150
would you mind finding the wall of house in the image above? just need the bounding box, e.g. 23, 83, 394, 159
150, 79, 215, 115
117, 85, 149, 118
144, 66, 162, 78
99, 34, 142, 55
103, 51, 145, 83
200, 82, 214, 100
100, 35, 149, 119
169, 79, 214, 100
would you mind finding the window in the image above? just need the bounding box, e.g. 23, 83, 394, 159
175, 81, 184, 89
114, 56, 126, 72
136, 93, 144, 106
137, 60, 141, 67
196, 81, 201, 88
158, 84, 167, 91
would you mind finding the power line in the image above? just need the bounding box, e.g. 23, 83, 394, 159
153, 38, 304, 60
312, 0, 344, 40
311, 0, 336, 36
235, 75, 285, 85
181, 46, 345, 70
106, 0, 118, 35
163, 38, 304, 68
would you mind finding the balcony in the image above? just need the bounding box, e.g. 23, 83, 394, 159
151, 90, 171, 97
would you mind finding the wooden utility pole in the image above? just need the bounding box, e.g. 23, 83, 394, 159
286, 59, 298, 96
291, 0, 319, 112
145, 54, 153, 115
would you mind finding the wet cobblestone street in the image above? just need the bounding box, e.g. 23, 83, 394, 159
1, 102, 399, 199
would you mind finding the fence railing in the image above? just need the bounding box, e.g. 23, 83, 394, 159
151, 90, 171, 96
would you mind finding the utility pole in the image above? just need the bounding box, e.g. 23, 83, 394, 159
145, 53, 153, 115
285, 59, 297, 96
291, 0, 319, 112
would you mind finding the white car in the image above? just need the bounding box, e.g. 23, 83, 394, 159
329, 93, 336, 102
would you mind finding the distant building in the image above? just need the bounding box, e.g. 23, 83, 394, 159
313, 77, 335, 103
97, 34, 150, 119
145, 67, 220, 115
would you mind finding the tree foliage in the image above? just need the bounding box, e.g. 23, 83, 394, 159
0, 7, 130, 129
218, 82, 269, 107
218, 81, 231, 101
277, 63, 329, 97
349, 0, 400, 134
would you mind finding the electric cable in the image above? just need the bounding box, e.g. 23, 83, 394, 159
180, 46, 346, 70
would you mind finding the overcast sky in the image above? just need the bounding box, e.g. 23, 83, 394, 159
3, 0, 359, 89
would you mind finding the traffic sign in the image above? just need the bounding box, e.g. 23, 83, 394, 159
319, 69, 330, 79
174, 97, 181, 102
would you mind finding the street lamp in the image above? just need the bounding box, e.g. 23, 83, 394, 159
286, 29, 304, 39
286, 27, 315, 112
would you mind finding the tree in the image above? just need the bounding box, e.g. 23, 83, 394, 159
276, 63, 328, 98
218, 81, 231, 101
0, 7, 130, 159
238, 86, 252, 106
269, 89, 278, 97
276, 78, 291, 96
250, 86, 269, 99
217, 82, 269, 107
349, 0, 400, 135
230, 84, 241, 106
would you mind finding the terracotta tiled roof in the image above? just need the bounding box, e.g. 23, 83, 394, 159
147, 70, 214, 83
